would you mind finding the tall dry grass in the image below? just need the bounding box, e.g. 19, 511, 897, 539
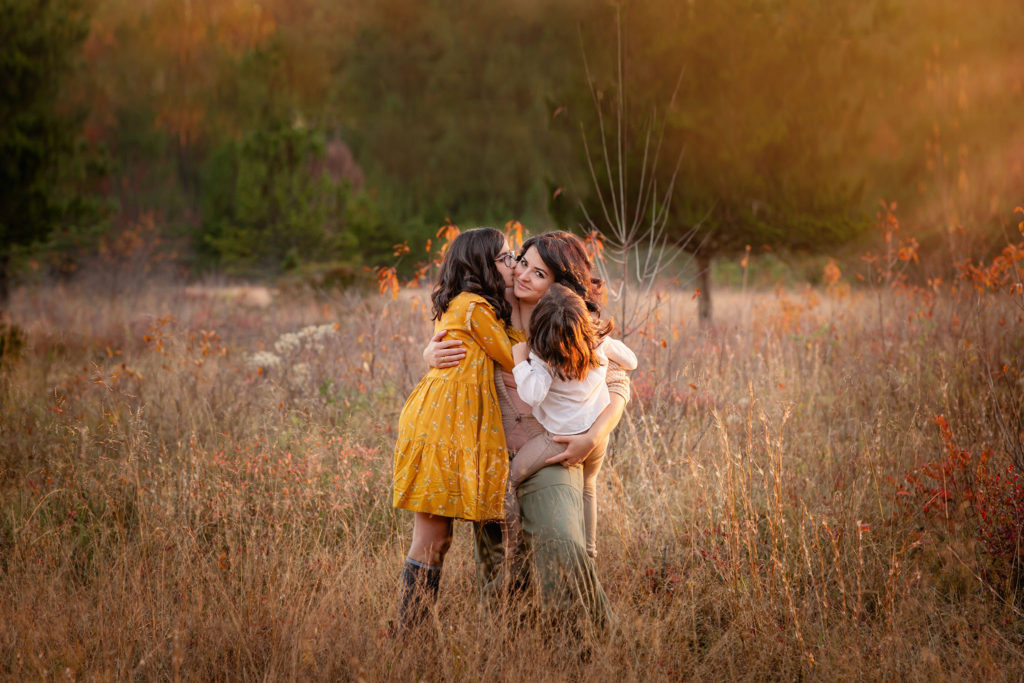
1, 274, 1022, 680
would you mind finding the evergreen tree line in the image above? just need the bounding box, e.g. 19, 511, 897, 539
3, 0, 1023, 304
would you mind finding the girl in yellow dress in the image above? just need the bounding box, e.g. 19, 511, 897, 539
393, 227, 517, 628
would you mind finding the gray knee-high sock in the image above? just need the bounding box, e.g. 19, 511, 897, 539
398, 558, 442, 628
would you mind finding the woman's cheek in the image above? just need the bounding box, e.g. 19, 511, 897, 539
531, 278, 553, 299
514, 281, 535, 302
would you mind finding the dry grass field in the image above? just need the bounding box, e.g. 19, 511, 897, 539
1, 267, 1022, 679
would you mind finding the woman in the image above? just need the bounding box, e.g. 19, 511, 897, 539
424, 231, 630, 633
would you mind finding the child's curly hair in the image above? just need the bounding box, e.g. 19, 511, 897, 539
431, 228, 512, 326
528, 283, 612, 381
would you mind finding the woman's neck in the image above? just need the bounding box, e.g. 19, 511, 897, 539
516, 299, 536, 333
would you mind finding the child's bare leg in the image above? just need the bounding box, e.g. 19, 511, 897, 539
504, 434, 563, 566
509, 433, 562, 491
582, 443, 606, 558
409, 512, 453, 566
399, 512, 453, 629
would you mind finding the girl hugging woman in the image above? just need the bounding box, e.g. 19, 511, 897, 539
392, 227, 518, 629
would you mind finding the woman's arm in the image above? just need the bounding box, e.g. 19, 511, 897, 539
423, 330, 466, 368
546, 393, 626, 467
546, 360, 631, 466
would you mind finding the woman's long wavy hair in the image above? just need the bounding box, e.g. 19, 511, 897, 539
529, 284, 606, 382
430, 227, 512, 326
520, 231, 613, 333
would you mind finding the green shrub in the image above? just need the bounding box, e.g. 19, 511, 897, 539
0, 319, 24, 365
278, 261, 374, 294
196, 121, 355, 274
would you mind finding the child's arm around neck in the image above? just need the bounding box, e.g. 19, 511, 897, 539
601, 337, 638, 371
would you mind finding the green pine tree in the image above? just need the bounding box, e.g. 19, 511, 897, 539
0, 0, 109, 308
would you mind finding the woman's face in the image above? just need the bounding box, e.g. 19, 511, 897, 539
513, 246, 554, 304
494, 239, 516, 289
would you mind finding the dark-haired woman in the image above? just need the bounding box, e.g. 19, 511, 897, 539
506, 283, 636, 562
425, 231, 632, 634
392, 227, 519, 628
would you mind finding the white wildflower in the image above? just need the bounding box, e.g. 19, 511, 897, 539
290, 362, 312, 389
273, 324, 335, 356
304, 323, 336, 343
297, 323, 336, 351
274, 332, 301, 355
248, 351, 281, 369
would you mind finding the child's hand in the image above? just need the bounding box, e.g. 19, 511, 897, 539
512, 341, 530, 364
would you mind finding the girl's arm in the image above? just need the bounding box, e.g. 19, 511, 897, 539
512, 341, 530, 365
512, 353, 552, 407
467, 301, 515, 372
602, 338, 638, 371
424, 289, 519, 369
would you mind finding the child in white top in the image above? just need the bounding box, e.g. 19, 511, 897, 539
508, 284, 637, 558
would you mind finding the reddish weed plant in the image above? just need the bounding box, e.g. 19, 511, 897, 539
896, 415, 1023, 599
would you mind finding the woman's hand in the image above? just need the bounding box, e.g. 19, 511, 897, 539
423, 330, 466, 369
546, 393, 626, 467
547, 433, 605, 467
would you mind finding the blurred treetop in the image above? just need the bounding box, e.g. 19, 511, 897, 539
10, 0, 1024, 276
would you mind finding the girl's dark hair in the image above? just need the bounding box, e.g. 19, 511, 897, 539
430, 227, 512, 326
520, 231, 613, 332
529, 284, 609, 382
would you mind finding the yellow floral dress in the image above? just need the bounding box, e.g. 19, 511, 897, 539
393, 292, 516, 521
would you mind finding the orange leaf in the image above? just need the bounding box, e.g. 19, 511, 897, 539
505, 220, 525, 251
583, 230, 605, 262
823, 260, 841, 286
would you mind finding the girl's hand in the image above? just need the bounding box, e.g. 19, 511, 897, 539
424, 330, 466, 368
547, 434, 606, 467
512, 341, 529, 364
